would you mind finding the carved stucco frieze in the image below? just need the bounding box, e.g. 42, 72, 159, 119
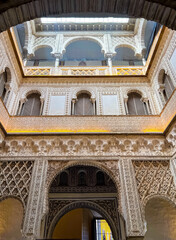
0, 135, 173, 158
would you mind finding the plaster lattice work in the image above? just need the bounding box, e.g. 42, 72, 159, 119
0, 161, 33, 206
133, 160, 176, 211
0, 135, 173, 158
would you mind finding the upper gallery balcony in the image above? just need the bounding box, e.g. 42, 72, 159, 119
11, 17, 162, 77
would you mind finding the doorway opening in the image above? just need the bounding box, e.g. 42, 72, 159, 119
52, 208, 114, 240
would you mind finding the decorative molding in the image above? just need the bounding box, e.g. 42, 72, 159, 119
0, 135, 173, 157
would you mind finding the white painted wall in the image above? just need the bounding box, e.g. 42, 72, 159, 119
102, 95, 119, 115
49, 96, 66, 115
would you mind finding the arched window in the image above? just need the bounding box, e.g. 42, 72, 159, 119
59, 172, 68, 186
127, 92, 147, 115
0, 70, 7, 101
21, 93, 41, 116
74, 93, 95, 115
96, 171, 105, 186
78, 171, 87, 186
162, 73, 175, 101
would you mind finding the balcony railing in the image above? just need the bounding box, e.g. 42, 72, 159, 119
24, 66, 145, 76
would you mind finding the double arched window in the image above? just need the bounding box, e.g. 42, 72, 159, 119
72, 92, 96, 115
0, 68, 11, 104
127, 92, 149, 115
159, 71, 175, 103
20, 93, 41, 116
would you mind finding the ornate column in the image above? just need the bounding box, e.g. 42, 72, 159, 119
118, 158, 144, 239
17, 98, 26, 115
158, 84, 166, 106
22, 158, 48, 240
91, 98, 96, 115
142, 98, 151, 115
71, 99, 76, 115
124, 97, 129, 115
40, 97, 44, 115
106, 54, 113, 75
3, 83, 11, 105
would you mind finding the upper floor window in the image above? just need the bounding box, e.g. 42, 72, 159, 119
162, 73, 174, 101
158, 70, 175, 105
74, 93, 95, 115
127, 92, 148, 115
20, 93, 41, 116
59, 172, 68, 186
96, 171, 105, 186
0, 70, 7, 101
78, 171, 87, 186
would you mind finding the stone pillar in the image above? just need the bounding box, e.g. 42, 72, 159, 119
40, 97, 44, 115
142, 98, 151, 115
142, 58, 146, 66
124, 97, 129, 115
71, 99, 76, 115
23, 58, 27, 66
3, 83, 11, 105
118, 159, 144, 238
158, 85, 166, 106
91, 98, 96, 115
55, 57, 60, 67
22, 158, 48, 240
17, 98, 26, 115
107, 56, 113, 75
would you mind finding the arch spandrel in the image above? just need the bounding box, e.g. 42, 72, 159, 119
44, 160, 122, 218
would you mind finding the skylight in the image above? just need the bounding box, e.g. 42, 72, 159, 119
41, 17, 129, 24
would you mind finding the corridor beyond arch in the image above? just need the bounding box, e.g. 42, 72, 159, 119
0, 0, 176, 32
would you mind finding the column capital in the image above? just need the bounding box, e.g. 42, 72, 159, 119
124, 97, 129, 103
40, 97, 45, 103
90, 98, 96, 103
141, 97, 149, 103
20, 98, 27, 104
72, 98, 77, 103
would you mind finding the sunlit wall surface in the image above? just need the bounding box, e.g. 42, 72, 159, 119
96, 219, 114, 240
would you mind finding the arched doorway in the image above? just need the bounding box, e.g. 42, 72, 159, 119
0, 197, 24, 240
144, 197, 176, 240
52, 208, 114, 240
42, 165, 126, 240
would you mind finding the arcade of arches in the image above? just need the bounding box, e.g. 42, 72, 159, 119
0, 2, 176, 240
